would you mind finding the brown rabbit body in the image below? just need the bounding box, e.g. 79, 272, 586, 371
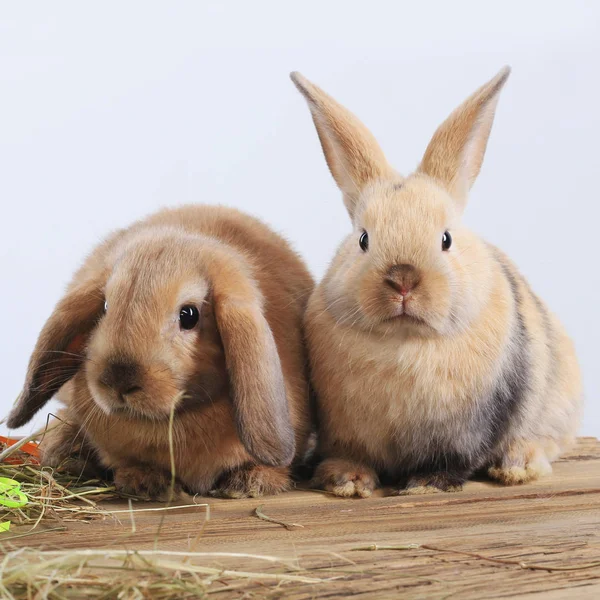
291, 68, 582, 496
7, 205, 314, 498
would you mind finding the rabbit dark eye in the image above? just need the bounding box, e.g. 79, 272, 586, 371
179, 305, 200, 330
103, 301, 108, 313
442, 231, 452, 251
359, 231, 369, 252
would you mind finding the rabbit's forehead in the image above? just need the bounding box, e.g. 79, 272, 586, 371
360, 177, 452, 230
106, 245, 210, 310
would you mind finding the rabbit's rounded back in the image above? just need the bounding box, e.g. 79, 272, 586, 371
291, 68, 581, 493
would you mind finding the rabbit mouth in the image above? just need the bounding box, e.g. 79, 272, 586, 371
89, 385, 182, 422
381, 305, 434, 330
100, 402, 172, 422
385, 313, 426, 326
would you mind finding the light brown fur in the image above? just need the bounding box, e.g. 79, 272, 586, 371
291, 68, 582, 496
8, 205, 314, 498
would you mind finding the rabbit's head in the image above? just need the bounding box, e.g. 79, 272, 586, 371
292, 68, 510, 336
83, 229, 226, 419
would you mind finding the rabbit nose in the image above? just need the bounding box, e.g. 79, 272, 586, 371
99, 360, 143, 398
385, 264, 421, 296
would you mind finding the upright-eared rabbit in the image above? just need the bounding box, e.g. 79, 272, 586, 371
291, 68, 582, 496
7, 205, 314, 498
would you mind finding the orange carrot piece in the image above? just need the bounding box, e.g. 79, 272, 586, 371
0, 436, 41, 458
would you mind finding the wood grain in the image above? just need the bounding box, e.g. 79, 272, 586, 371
3, 438, 600, 598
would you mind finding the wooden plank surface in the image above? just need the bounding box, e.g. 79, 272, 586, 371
4, 437, 600, 598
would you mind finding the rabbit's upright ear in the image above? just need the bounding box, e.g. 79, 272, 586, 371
7, 279, 105, 428
418, 66, 511, 210
212, 263, 295, 467
291, 72, 394, 219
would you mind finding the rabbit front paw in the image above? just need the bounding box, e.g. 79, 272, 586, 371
312, 458, 379, 498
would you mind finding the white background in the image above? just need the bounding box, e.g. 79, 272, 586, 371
0, 2, 598, 436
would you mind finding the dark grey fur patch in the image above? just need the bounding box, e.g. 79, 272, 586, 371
403, 470, 467, 491
386, 446, 476, 484
484, 251, 531, 450
409, 451, 473, 485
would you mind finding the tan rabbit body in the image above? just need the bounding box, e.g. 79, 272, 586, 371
8, 205, 314, 498
291, 68, 582, 496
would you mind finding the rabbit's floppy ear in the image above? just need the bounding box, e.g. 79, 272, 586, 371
7, 279, 105, 428
210, 259, 295, 467
291, 71, 394, 219
418, 66, 511, 210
